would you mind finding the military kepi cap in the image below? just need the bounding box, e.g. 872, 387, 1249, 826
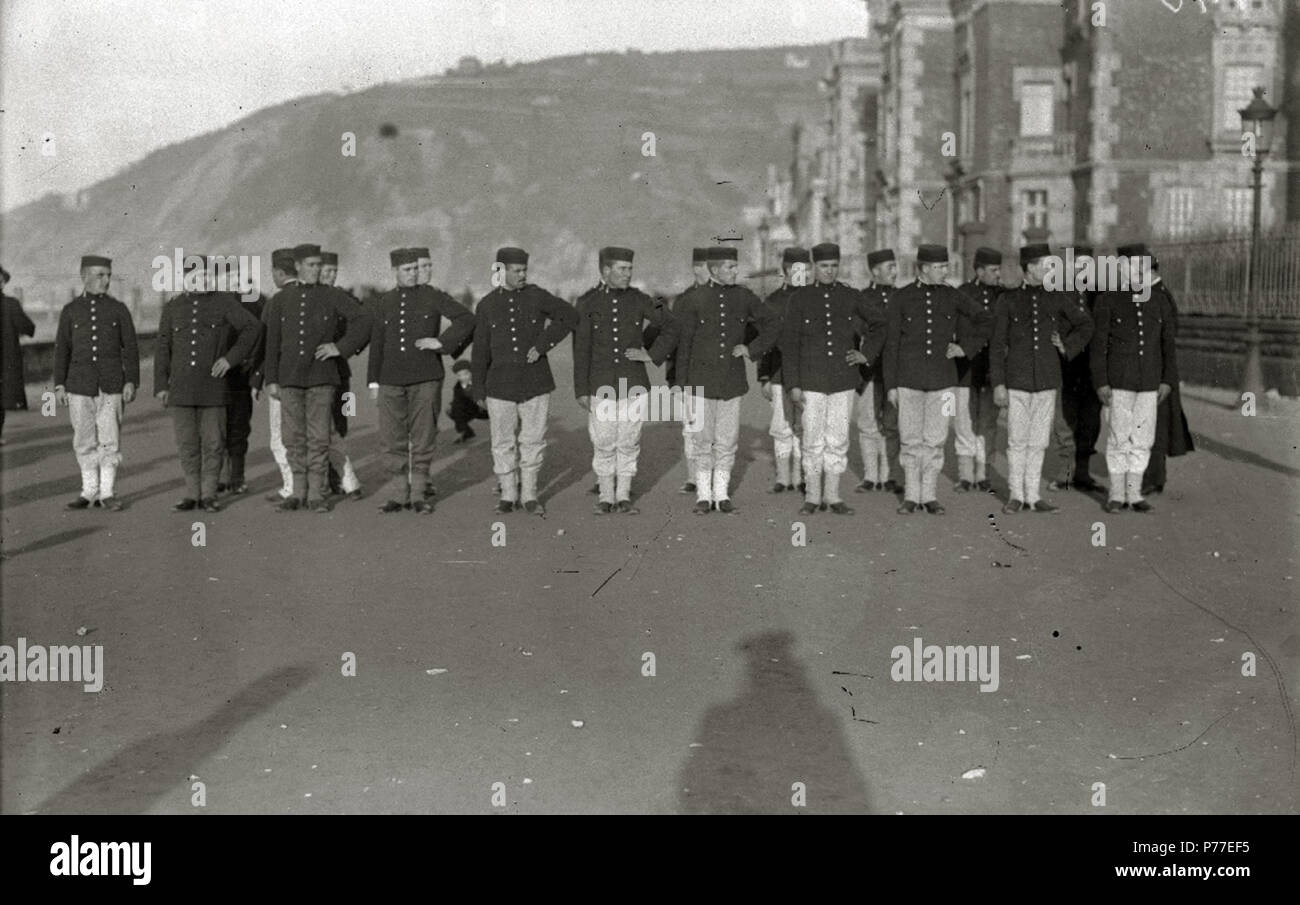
781, 247, 810, 266
320, 251, 339, 265
600, 246, 635, 265
692, 247, 709, 264
292, 243, 322, 261
271, 248, 296, 271
1019, 243, 1052, 266
1116, 242, 1149, 258
411, 246, 432, 259
80, 255, 112, 269
973, 247, 1002, 267
705, 246, 737, 262
916, 244, 948, 264
811, 243, 841, 262
866, 248, 895, 268
496, 247, 528, 265
390, 248, 421, 266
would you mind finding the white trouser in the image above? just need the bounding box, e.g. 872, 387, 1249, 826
268, 395, 293, 495
488, 394, 550, 502
769, 383, 802, 484
801, 389, 853, 504
897, 387, 952, 504
854, 381, 889, 484
953, 385, 997, 482
590, 394, 648, 502
1006, 389, 1056, 505
327, 427, 359, 493
69, 391, 123, 499
1104, 389, 1158, 501
685, 396, 741, 502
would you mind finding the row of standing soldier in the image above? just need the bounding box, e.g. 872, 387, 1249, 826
39, 238, 1190, 516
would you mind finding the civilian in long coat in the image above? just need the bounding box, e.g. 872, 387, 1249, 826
1142, 263, 1194, 494
1, 266, 37, 440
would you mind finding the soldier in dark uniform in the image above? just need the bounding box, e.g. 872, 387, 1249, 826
674, 245, 780, 514
1, 265, 36, 443
471, 246, 577, 515
783, 243, 884, 515
989, 243, 1093, 514
952, 246, 1003, 492
673, 248, 711, 492
263, 243, 372, 513
854, 248, 900, 493
251, 248, 299, 502
882, 244, 991, 515
53, 255, 140, 511
320, 251, 362, 500
624, 247, 709, 497
573, 246, 679, 514
367, 248, 474, 513
756, 247, 809, 493
1141, 254, 1194, 495
1090, 243, 1177, 513
155, 254, 261, 512
216, 259, 264, 495
1047, 244, 1106, 493
410, 245, 447, 501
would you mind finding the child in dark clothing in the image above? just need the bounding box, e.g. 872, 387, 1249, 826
449, 360, 488, 443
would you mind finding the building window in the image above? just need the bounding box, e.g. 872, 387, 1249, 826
1223, 65, 1264, 131
1023, 189, 1048, 230
1224, 188, 1253, 235
1166, 187, 1196, 238
1020, 83, 1054, 137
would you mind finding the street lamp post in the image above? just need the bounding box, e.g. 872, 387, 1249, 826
1238, 86, 1277, 399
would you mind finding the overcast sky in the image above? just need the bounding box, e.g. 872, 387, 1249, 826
0, 0, 867, 212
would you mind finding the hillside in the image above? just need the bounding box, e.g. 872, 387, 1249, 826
1, 43, 831, 312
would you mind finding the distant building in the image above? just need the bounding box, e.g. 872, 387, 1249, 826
1062, 0, 1293, 246
951, 0, 1073, 277
822, 38, 881, 285
793, 0, 1300, 283
869, 0, 955, 278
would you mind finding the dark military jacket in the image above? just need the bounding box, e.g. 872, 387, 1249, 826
956, 279, 1002, 388
882, 280, 992, 392
225, 294, 266, 392
53, 293, 140, 396
573, 283, 678, 400
264, 283, 371, 388
645, 288, 693, 388
988, 285, 1093, 392
156, 291, 261, 406
755, 283, 797, 385
781, 281, 884, 396
367, 284, 474, 387
331, 287, 364, 383
471, 283, 577, 403
673, 280, 779, 400
1090, 283, 1178, 393
249, 285, 289, 391
855, 283, 893, 388
1058, 289, 1097, 395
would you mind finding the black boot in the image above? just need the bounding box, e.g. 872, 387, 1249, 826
228, 454, 247, 493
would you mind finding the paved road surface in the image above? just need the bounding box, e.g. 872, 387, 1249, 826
2, 346, 1297, 813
